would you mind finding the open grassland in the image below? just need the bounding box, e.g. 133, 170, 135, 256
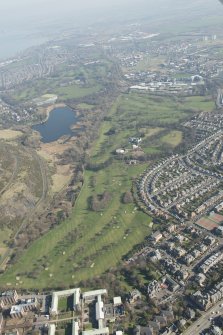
0, 142, 44, 248
0, 143, 16, 191
51, 165, 71, 193
0, 130, 23, 140
0, 162, 151, 289
0, 91, 215, 289
37, 140, 77, 195
0, 228, 11, 257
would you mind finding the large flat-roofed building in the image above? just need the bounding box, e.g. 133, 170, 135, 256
0, 313, 3, 332
164, 275, 179, 292
20, 298, 37, 311
83, 289, 108, 331
96, 301, 104, 320
48, 324, 56, 335
82, 289, 107, 302
49, 287, 109, 335
96, 295, 105, 329
82, 328, 109, 335
51, 288, 80, 315
151, 231, 163, 243
113, 297, 122, 306
72, 321, 79, 335
0, 290, 18, 308
10, 305, 25, 319
10, 298, 37, 318
199, 252, 223, 274
215, 226, 223, 236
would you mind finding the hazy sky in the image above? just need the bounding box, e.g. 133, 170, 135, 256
0, 0, 222, 59
0, 0, 132, 30
0, 0, 147, 24
0, 0, 222, 30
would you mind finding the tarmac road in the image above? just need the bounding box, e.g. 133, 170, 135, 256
183, 299, 223, 335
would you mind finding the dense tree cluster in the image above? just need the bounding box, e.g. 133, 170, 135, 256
122, 191, 134, 204
89, 191, 112, 212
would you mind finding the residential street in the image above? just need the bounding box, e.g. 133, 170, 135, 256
183, 299, 223, 334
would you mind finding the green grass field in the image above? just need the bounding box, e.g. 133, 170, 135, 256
0, 91, 215, 289
114, 93, 190, 127
183, 96, 215, 112
12, 80, 101, 102
0, 161, 151, 289
54, 85, 101, 100
161, 130, 183, 147
124, 56, 165, 73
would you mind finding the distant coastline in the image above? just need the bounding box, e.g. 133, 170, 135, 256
0, 31, 49, 61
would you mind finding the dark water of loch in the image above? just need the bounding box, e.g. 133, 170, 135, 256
33, 107, 78, 143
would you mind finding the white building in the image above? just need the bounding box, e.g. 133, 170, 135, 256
113, 297, 122, 306
82, 289, 107, 302
51, 288, 81, 314
48, 324, 56, 335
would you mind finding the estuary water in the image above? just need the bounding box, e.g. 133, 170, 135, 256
32, 106, 78, 143
0, 31, 48, 60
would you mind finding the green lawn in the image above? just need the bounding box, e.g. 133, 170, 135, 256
140, 127, 164, 139
13, 81, 101, 102
183, 96, 215, 112
57, 296, 74, 312
115, 93, 190, 127
134, 56, 165, 72
161, 130, 183, 147
54, 85, 101, 100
